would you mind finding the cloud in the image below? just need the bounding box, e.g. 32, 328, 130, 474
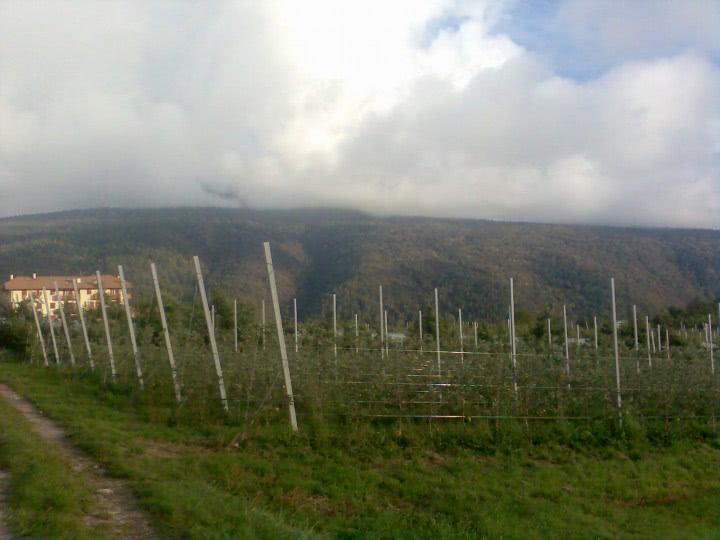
0, 0, 718, 228
499, 0, 720, 79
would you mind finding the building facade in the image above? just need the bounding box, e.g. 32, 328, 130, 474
2, 274, 130, 319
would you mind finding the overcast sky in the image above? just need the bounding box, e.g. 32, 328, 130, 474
1, 0, 719, 227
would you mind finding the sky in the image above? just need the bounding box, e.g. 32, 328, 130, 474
1, 0, 719, 228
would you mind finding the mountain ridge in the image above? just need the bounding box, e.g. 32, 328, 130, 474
1, 207, 718, 322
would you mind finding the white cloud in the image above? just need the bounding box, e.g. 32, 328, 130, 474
0, 0, 718, 227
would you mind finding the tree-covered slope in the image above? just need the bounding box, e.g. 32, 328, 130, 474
1, 207, 718, 321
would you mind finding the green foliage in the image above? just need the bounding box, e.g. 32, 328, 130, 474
0, 300, 33, 357
657, 297, 719, 328
2, 363, 720, 539
209, 285, 233, 331
0, 320, 30, 357
208, 285, 254, 341
1, 207, 718, 323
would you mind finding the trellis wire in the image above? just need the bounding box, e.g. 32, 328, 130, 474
18, 248, 719, 435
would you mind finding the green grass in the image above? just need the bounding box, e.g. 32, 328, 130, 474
2, 362, 720, 538
0, 389, 100, 538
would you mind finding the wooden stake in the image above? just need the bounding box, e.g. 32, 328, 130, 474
419, 310, 423, 353
666, 329, 670, 361
645, 316, 652, 368
434, 288, 441, 376
53, 281, 75, 365
332, 293, 337, 360
709, 314, 715, 375
95, 273, 117, 377
96, 272, 116, 379
384, 310, 389, 356
510, 278, 517, 395
234, 299, 238, 353
293, 298, 299, 353
193, 256, 228, 411
705, 322, 709, 347
593, 316, 598, 351
458, 309, 465, 365
633, 305, 639, 351
458, 308, 464, 354
563, 305, 569, 374
354, 313, 359, 354
611, 278, 623, 429
507, 317, 511, 349
547, 318, 552, 346
72, 279, 93, 368
263, 242, 298, 432
379, 285, 385, 359
42, 287, 60, 364
150, 263, 181, 403
118, 266, 142, 389
28, 291, 49, 367
576, 324, 580, 350
509, 278, 517, 394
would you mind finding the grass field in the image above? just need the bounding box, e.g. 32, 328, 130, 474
1, 361, 719, 538
0, 385, 99, 538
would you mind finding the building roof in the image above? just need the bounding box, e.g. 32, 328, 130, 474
2, 275, 129, 292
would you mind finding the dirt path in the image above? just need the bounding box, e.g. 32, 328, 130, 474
0, 384, 156, 539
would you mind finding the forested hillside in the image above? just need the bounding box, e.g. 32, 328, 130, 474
1, 207, 718, 322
